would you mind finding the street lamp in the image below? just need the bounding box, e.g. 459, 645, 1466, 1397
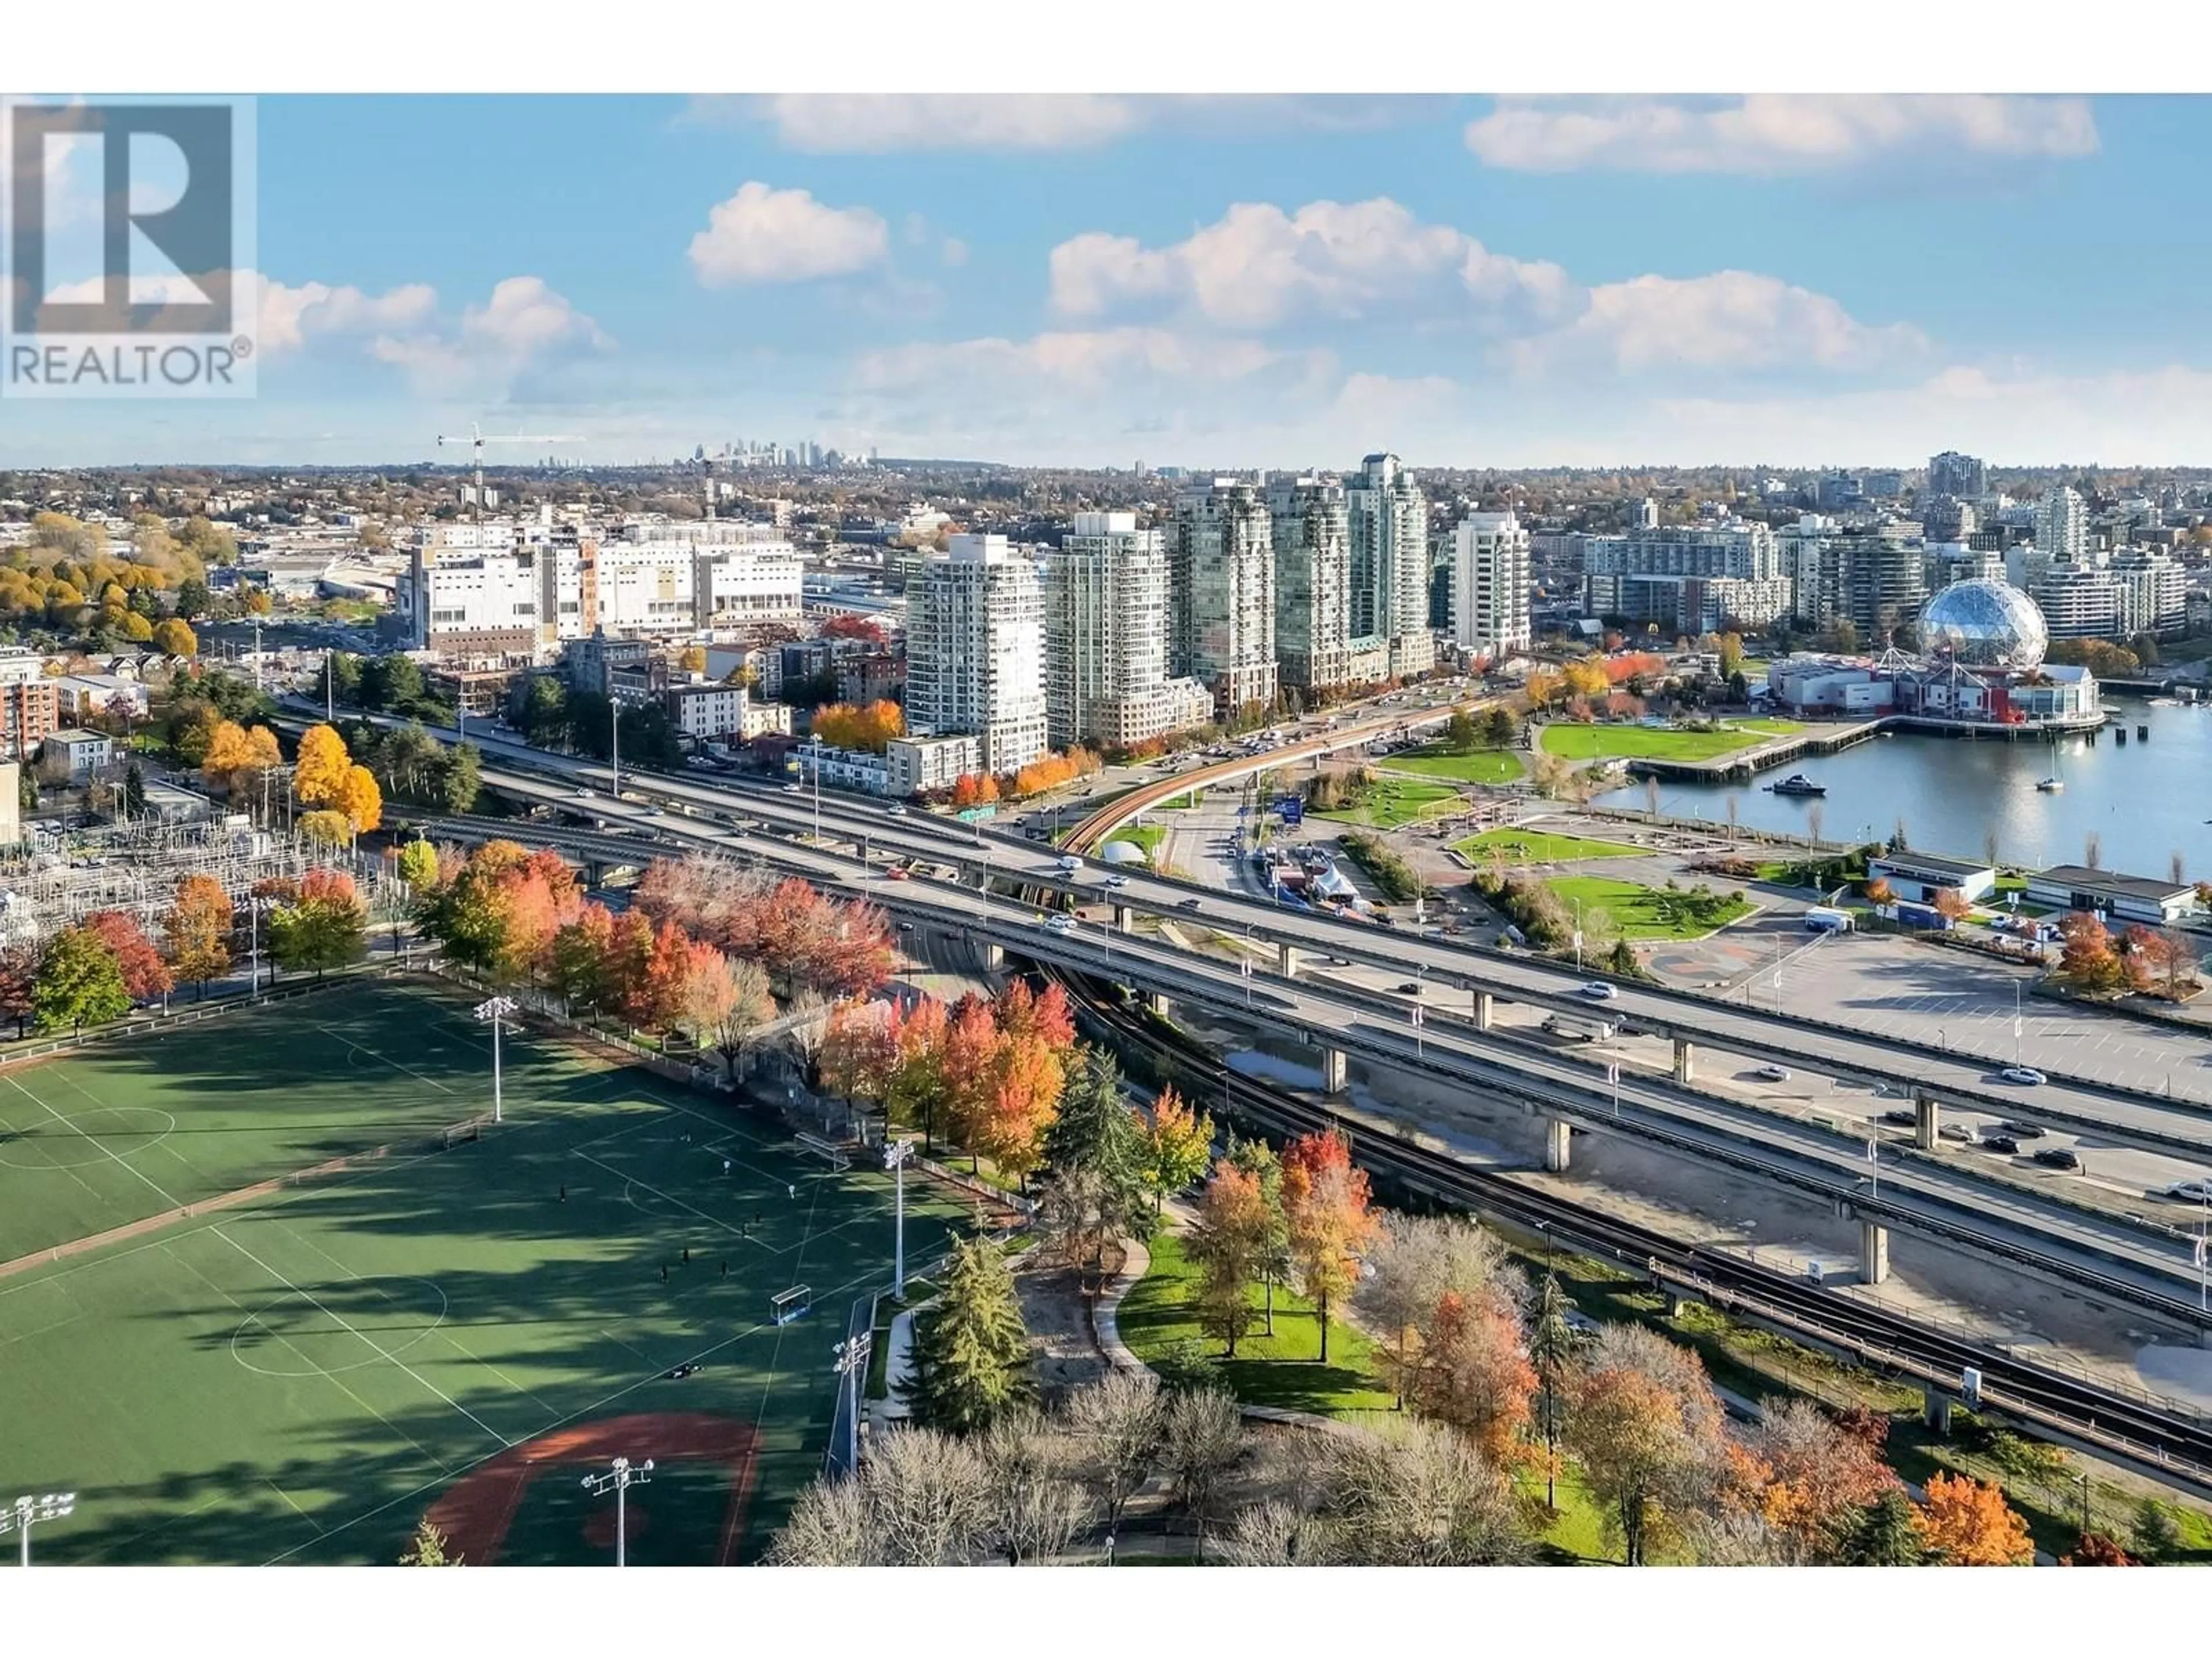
474, 994, 518, 1124
884, 1137, 916, 1297
2, 1491, 75, 1567
579, 1457, 653, 1567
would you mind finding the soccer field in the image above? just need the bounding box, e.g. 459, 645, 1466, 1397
0, 981, 974, 1566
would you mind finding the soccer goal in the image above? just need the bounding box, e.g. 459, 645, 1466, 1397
796, 1133, 851, 1172
771, 1285, 814, 1326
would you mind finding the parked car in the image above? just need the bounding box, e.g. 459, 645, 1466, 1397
1999, 1066, 2047, 1086
1978, 1135, 2020, 1155
1580, 982, 1619, 1001
2032, 1147, 2081, 1171
1753, 1065, 1791, 1082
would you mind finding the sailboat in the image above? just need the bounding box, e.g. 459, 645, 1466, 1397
2035, 743, 2065, 793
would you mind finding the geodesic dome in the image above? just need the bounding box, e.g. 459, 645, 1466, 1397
1918, 577, 2048, 671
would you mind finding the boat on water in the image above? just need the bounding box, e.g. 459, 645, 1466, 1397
2035, 777, 2065, 793
1768, 773, 1827, 797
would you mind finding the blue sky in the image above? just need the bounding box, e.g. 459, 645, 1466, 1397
13, 93, 2212, 469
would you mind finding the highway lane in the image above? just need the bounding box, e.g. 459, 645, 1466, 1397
402, 778, 2212, 1324
285, 703, 2212, 1169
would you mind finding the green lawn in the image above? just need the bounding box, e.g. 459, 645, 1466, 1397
1547, 874, 1755, 941
1380, 744, 1525, 786
0, 983, 971, 1565
1454, 827, 1649, 865
1537, 721, 1801, 763
1118, 1230, 1396, 1417
1104, 823, 1166, 861
1313, 779, 1464, 830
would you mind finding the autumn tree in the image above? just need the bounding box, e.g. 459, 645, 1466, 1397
200, 719, 279, 798
548, 902, 618, 1016
677, 949, 775, 1073
0, 943, 39, 1039
820, 999, 902, 1109
1185, 1160, 1271, 1357
1914, 1471, 2033, 1566
1142, 1086, 1214, 1220
84, 910, 174, 1004
2058, 911, 2123, 992
1354, 1213, 1517, 1411
334, 764, 382, 835
884, 994, 950, 1148
1281, 1128, 1378, 1363
396, 838, 440, 893
1752, 1399, 1900, 1563
904, 1237, 1033, 1435
1410, 1289, 1537, 1465
1525, 1272, 1580, 1509
979, 1028, 1064, 1192
1862, 876, 1896, 907
270, 869, 369, 978
1933, 886, 1972, 923
1568, 1325, 1738, 1566
2061, 1532, 2137, 1566
32, 927, 131, 1032
153, 618, 197, 656
291, 722, 352, 809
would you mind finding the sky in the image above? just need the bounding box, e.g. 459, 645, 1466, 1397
13, 92, 2212, 471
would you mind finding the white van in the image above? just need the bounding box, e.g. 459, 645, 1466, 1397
1055, 854, 1084, 877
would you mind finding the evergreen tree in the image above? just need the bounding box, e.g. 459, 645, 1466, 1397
1526, 1272, 1580, 1510
904, 1237, 1033, 1435
1041, 1048, 1150, 1230
121, 759, 147, 819
2130, 1497, 2181, 1564
1834, 1490, 1927, 1566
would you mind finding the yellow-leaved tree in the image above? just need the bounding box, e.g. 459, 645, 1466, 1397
293, 724, 352, 810
334, 764, 382, 836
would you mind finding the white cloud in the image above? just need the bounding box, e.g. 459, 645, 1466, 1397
369, 275, 611, 396
707, 94, 1428, 153
1510, 270, 1929, 378
688, 182, 889, 286
258, 277, 437, 354
1049, 197, 1576, 333
1465, 95, 2099, 175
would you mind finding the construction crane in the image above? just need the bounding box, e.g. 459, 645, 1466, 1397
435, 422, 582, 521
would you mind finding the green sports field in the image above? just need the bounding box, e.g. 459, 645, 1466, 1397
0, 981, 973, 1566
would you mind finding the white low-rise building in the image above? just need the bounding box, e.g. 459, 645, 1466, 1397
887, 733, 982, 797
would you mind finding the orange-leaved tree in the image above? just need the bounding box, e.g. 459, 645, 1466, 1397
1914, 1471, 2033, 1566
1281, 1127, 1378, 1363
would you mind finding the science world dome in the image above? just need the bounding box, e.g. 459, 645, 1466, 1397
1916, 577, 2048, 671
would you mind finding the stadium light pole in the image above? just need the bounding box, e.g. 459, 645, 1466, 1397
474, 994, 518, 1124
245, 895, 276, 1000
579, 1457, 653, 1567
2, 1491, 75, 1567
884, 1137, 916, 1296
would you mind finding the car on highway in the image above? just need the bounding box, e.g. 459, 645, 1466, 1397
1101, 874, 1130, 889
1579, 982, 1618, 1001
1178, 897, 1203, 911
1978, 1135, 2020, 1155
885, 804, 908, 816
2032, 1147, 2081, 1171
1042, 914, 1079, 935
1938, 1123, 1974, 1143
1999, 1066, 2047, 1086
896, 922, 914, 934
1879, 1108, 1918, 1126
646, 806, 665, 818
2166, 1180, 2212, 1203
1999, 1120, 2046, 1140
1396, 982, 1422, 995
1325, 956, 1352, 967
885, 868, 909, 881
574, 787, 594, 799
1753, 1065, 1791, 1082
783, 782, 803, 794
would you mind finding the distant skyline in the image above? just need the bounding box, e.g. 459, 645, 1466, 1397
14, 93, 2212, 470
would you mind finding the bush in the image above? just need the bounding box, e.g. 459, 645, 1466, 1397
1338, 831, 1424, 904
1152, 1337, 1224, 1394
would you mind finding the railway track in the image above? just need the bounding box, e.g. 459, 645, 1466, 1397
1049, 965, 2212, 1497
